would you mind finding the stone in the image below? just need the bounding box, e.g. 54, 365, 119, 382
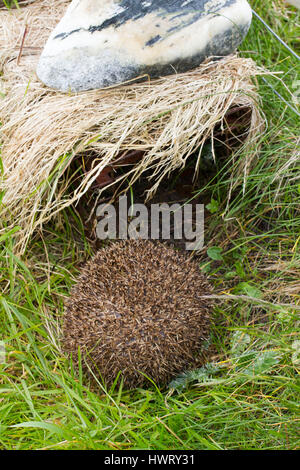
285, 0, 300, 8
37, 0, 253, 92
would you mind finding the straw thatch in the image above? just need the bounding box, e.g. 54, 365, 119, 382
0, 0, 266, 252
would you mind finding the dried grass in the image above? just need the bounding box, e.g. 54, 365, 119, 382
0, 0, 266, 252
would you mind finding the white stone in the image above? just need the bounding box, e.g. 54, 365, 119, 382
285, 0, 300, 8
37, 0, 253, 92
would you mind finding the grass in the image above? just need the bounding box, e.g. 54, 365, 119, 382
0, 0, 299, 450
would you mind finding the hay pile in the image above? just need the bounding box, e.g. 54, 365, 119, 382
0, 0, 265, 252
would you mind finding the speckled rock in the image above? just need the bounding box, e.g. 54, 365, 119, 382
37, 0, 252, 92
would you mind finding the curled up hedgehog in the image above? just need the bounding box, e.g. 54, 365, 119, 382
63, 240, 213, 389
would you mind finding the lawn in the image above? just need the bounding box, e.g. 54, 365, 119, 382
0, 0, 299, 450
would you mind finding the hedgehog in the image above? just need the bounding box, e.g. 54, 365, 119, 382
63, 240, 213, 389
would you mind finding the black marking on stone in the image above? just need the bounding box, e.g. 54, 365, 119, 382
171, 12, 190, 20
54, 28, 82, 40
167, 26, 179, 33
145, 35, 162, 47
53, 0, 236, 40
